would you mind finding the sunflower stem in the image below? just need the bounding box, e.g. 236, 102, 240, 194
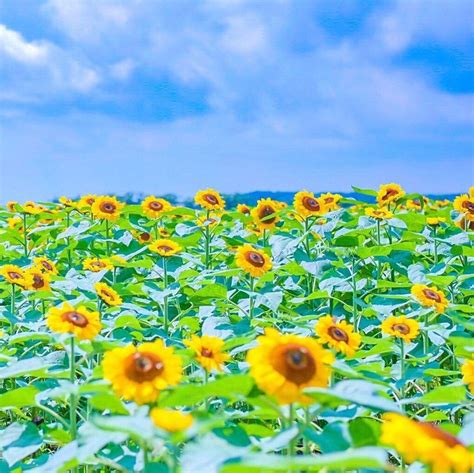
10, 284, 15, 316
105, 219, 111, 257
22, 213, 28, 258
351, 255, 359, 332
163, 257, 169, 335
154, 221, 159, 240
433, 226, 438, 265
303, 406, 311, 454
69, 336, 78, 440
205, 210, 211, 269
288, 404, 296, 457
399, 338, 405, 398
249, 276, 255, 319
204, 369, 210, 411
66, 211, 72, 269
376, 219, 382, 279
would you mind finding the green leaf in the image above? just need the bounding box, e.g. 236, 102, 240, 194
349, 418, 381, 447
411, 384, 466, 406
191, 284, 228, 301
0, 386, 39, 409
0, 422, 42, 466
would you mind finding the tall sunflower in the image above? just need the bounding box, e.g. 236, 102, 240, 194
376, 183, 405, 205
319, 192, 342, 211
294, 191, 327, 219
247, 328, 333, 404
102, 341, 182, 404
251, 198, 280, 229
91, 196, 125, 221
315, 315, 361, 356
95, 282, 123, 306
141, 196, 172, 219
454, 194, 474, 221
411, 284, 448, 313
381, 315, 419, 343
235, 244, 272, 278
184, 335, 230, 372
0, 265, 33, 289
365, 207, 393, 220
194, 189, 225, 211
149, 239, 182, 257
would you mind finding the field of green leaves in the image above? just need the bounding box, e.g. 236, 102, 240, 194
0, 185, 473, 473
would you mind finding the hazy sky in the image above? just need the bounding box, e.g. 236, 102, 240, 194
0, 0, 473, 202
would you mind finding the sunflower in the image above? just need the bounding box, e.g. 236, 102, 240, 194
95, 282, 123, 306
381, 315, 419, 343
293, 191, 326, 219
110, 255, 127, 266
456, 216, 474, 231
461, 359, 474, 393
6, 201, 18, 212
406, 197, 429, 211
150, 408, 193, 433
8, 216, 24, 232
83, 257, 113, 272
237, 204, 251, 215
0, 265, 33, 289
365, 207, 393, 220
59, 196, 76, 208
102, 341, 182, 404
77, 194, 97, 209
315, 315, 361, 356
22, 201, 43, 215
427, 217, 446, 226
141, 196, 172, 219
411, 284, 448, 313
184, 335, 230, 372
33, 257, 58, 275
26, 268, 51, 291
319, 192, 342, 211
158, 227, 171, 238
247, 328, 334, 405
46, 302, 101, 340
196, 212, 221, 228
194, 189, 225, 211
251, 198, 281, 229
377, 183, 405, 205
235, 244, 272, 278
381, 413, 474, 473
133, 229, 154, 244
149, 239, 182, 257
453, 195, 474, 221
91, 196, 125, 221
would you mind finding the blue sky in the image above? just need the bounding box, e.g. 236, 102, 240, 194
0, 0, 473, 202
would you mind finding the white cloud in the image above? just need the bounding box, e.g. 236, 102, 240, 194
0, 24, 49, 64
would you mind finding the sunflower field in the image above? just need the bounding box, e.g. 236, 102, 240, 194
0, 185, 473, 473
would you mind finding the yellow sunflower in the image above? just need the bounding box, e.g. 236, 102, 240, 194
406, 197, 429, 211
411, 284, 448, 313
83, 257, 113, 272
293, 191, 326, 219
237, 204, 251, 215
426, 217, 446, 226
456, 216, 474, 231
102, 341, 182, 404
381, 315, 419, 343
381, 413, 474, 473
8, 216, 24, 232
33, 257, 58, 275
150, 408, 193, 433
77, 194, 97, 209
141, 196, 172, 219
46, 302, 101, 340
6, 201, 18, 212
365, 207, 393, 220
196, 213, 220, 227
91, 196, 125, 221
158, 227, 171, 238
0, 265, 33, 289
461, 359, 474, 393
319, 192, 342, 211
251, 198, 281, 229
22, 201, 43, 215
377, 183, 405, 205
235, 244, 272, 278
454, 195, 474, 221
247, 328, 334, 405
95, 282, 123, 306
133, 229, 154, 244
59, 196, 77, 209
194, 189, 225, 211
315, 315, 361, 356
26, 268, 51, 291
184, 335, 230, 372
149, 239, 182, 257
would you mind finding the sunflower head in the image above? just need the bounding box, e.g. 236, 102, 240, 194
184, 335, 230, 372
377, 183, 405, 205
22, 201, 43, 215
46, 302, 101, 340
411, 284, 448, 313
426, 217, 446, 227
95, 282, 123, 306
365, 207, 393, 220
247, 328, 334, 405
26, 268, 51, 291
91, 196, 125, 221
461, 359, 474, 393
293, 191, 327, 219
8, 216, 24, 233
33, 257, 58, 275
454, 194, 474, 221
0, 265, 33, 289
151, 408, 193, 433
141, 196, 172, 218
235, 244, 272, 278
315, 315, 361, 356
149, 239, 182, 257
133, 229, 154, 244
251, 198, 281, 229
102, 341, 182, 404
78, 194, 97, 209
319, 193, 342, 211
237, 204, 251, 215
83, 257, 113, 272
381, 315, 419, 343
6, 201, 18, 212
194, 189, 225, 211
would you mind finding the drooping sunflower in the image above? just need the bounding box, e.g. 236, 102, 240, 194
237, 203, 251, 215
184, 335, 230, 372
315, 315, 361, 356
411, 284, 448, 313
247, 328, 334, 405
376, 183, 405, 205
102, 341, 182, 404
33, 257, 58, 275
150, 408, 193, 433
381, 315, 419, 343
453, 194, 474, 221
381, 413, 474, 473
83, 257, 113, 272
194, 189, 225, 211
293, 191, 326, 219
365, 207, 393, 220
149, 239, 182, 257
47, 302, 102, 340
0, 265, 33, 289
95, 282, 123, 306
251, 198, 281, 229
319, 192, 342, 211
26, 268, 51, 291
461, 359, 474, 393
141, 196, 172, 219
77, 194, 97, 209
91, 196, 125, 221
235, 244, 272, 278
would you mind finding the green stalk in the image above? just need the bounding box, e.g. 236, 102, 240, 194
249, 276, 255, 319
66, 211, 72, 269
288, 404, 296, 457
303, 406, 311, 454
69, 336, 77, 440
163, 257, 169, 334
433, 226, 438, 264
105, 219, 111, 257
399, 338, 405, 398
22, 213, 28, 258
376, 219, 382, 279
10, 284, 15, 316
351, 255, 359, 332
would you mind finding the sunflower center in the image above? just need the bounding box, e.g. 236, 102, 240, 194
302, 196, 320, 211
381, 188, 398, 200
100, 202, 116, 213
140, 232, 151, 241
392, 323, 410, 335
8, 271, 22, 280
149, 201, 163, 211
417, 422, 463, 448
62, 311, 88, 327
324, 197, 334, 204
273, 344, 316, 385
32, 274, 45, 289
125, 352, 164, 383
258, 205, 276, 223
157, 245, 172, 252
463, 201, 474, 212
204, 194, 218, 205
41, 261, 53, 271
86, 198, 95, 205
423, 289, 441, 302
91, 261, 105, 268
100, 289, 113, 298
201, 347, 213, 358
328, 326, 349, 342
245, 251, 265, 267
